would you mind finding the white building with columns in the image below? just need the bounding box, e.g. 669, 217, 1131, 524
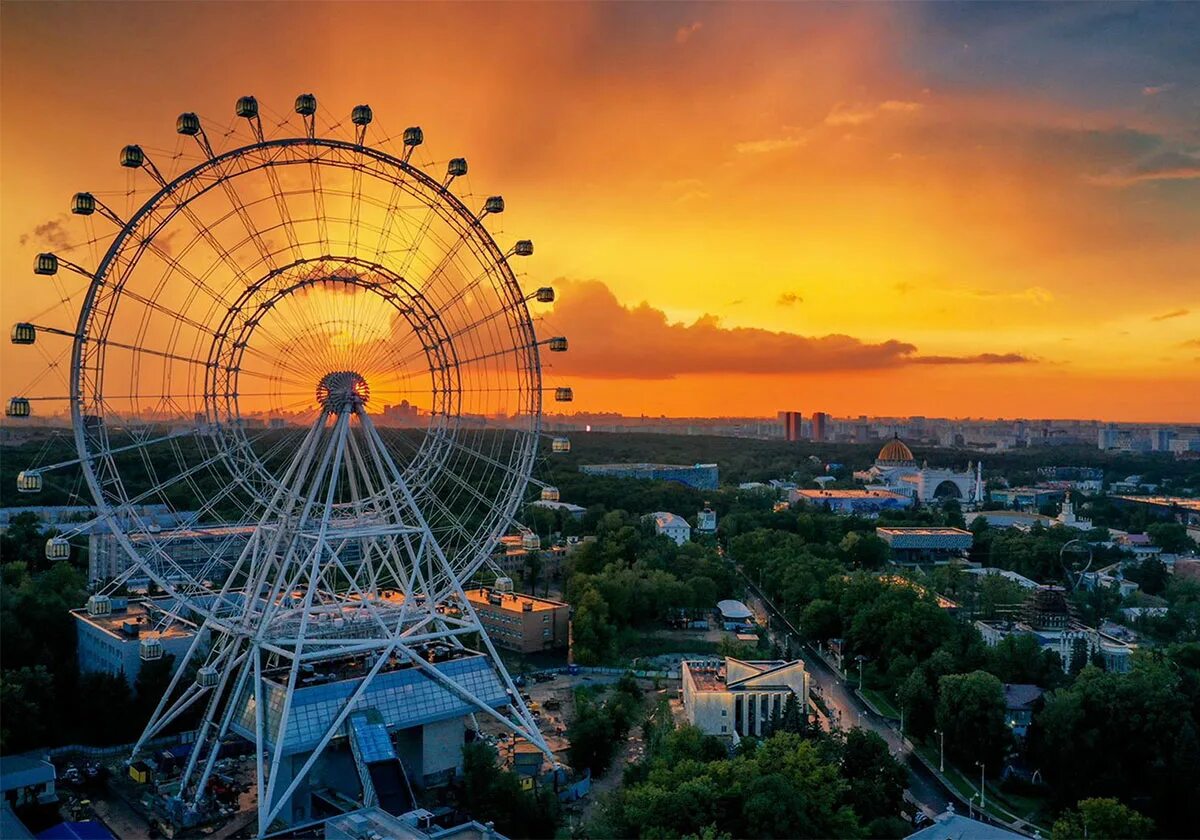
681, 657, 808, 740
854, 436, 983, 506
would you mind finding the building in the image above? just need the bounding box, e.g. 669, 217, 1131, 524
975, 586, 1136, 673
73, 596, 200, 683
579, 462, 718, 490
989, 487, 1066, 510
716, 599, 755, 631
646, 511, 691, 545
325, 806, 507, 840
681, 657, 808, 740
810, 412, 829, 442
961, 567, 1039, 590
1002, 683, 1045, 738
853, 437, 983, 505
695, 507, 717, 535
790, 488, 913, 516
88, 522, 255, 584
0, 755, 56, 808
463, 587, 569, 653
527, 500, 586, 520
905, 804, 1025, 840
780, 411, 802, 442
876, 526, 973, 566
229, 649, 512, 827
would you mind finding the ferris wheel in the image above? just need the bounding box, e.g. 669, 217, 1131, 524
8, 94, 572, 834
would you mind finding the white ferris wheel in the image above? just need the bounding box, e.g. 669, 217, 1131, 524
7, 94, 572, 835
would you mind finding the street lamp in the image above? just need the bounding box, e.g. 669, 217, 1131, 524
896, 691, 904, 737
976, 760, 986, 810
934, 728, 944, 772
855, 655, 867, 690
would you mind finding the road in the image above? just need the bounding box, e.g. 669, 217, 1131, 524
740, 576, 951, 816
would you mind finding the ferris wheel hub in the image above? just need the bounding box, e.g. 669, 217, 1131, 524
316, 370, 370, 412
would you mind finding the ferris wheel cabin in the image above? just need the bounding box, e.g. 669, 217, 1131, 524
11, 323, 36, 345
16, 471, 42, 493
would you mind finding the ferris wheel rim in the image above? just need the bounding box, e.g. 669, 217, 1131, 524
63, 131, 544, 615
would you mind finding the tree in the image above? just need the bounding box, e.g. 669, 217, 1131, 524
571, 586, 616, 664
779, 692, 805, 734
459, 741, 559, 838
1029, 661, 1200, 836
1147, 522, 1194, 553
897, 669, 934, 739
800, 599, 841, 643
839, 532, 888, 570
839, 729, 906, 825
1050, 798, 1154, 840
935, 671, 1010, 768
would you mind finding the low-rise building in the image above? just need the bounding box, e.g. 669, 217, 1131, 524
0, 755, 56, 808
876, 526, 973, 566
696, 507, 718, 535
716, 599, 755, 631
1002, 683, 1045, 738
790, 488, 913, 515
464, 588, 569, 653
905, 804, 1024, 840
646, 512, 691, 545
681, 657, 808, 740
325, 806, 507, 840
580, 462, 718, 490
73, 596, 199, 683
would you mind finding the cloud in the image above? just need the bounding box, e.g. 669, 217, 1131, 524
777, 292, 804, 306
972, 286, 1055, 305
675, 21, 702, 44
1152, 309, 1189, 322
735, 136, 805, 155
824, 100, 923, 127
912, 353, 1033, 366
1086, 149, 1200, 187
546, 279, 1032, 379
1142, 84, 1174, 96
1179, 339, 1200, 349
19, 218, 71, 250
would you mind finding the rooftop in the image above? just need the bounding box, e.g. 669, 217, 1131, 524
905, 806, 1024, 840
647, 511, 690, 530
1112, 495, 1200, 512
876, 527, 974, 537
716, 599, 753, 620
465, 588, 565, 613
793, 489, 908, 499
71, 597, 196, 641
1003, 683, 1045, 710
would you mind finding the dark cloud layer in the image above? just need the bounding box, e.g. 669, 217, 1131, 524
545, 280, 1032, 380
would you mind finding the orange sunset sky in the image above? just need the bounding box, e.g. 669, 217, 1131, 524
2, 2, 1198, 422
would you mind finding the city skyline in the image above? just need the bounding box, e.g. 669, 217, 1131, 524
3, 2, 1198, 422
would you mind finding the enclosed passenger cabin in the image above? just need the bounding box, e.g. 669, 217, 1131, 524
403, 126, 424, 147
176, 112, 201, 136
196, 666, 219, 688
351, 104, 373, 126
541, 486, 560, 502
71, 192, 96, 215
34, 253, 58, 275
45, 537, 70, 561
295, 93, 318, 116
447, 158, 468, 178
120, 145, 145, 168
514, 240, 534, 257
484, 195, 505, 214
521, 532, 541, 551
554, 387, 573, 402
236, 95, 259, 118
535, 287, 555, 303
548, 337, 568, 352
86, 595, 112, 617
139, 637, 164, 662
552, 437, 571, 453
11, 323, 36, 345
6, 397, 31, 418
16, 471, 42, 493
494, 576, 514, 593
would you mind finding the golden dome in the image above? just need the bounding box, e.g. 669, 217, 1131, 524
877, 437, 915, 465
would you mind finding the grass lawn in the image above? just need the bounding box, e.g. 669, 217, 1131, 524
912, 742, 1049, 829
861, 688, 900, 719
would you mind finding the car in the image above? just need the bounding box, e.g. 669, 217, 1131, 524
913, 812, 931, 827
